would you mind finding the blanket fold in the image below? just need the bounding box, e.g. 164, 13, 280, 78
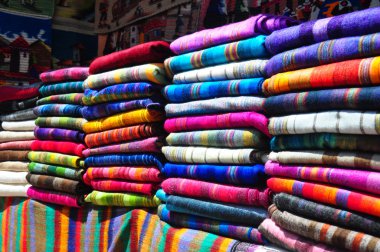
40, 67, 89, 83
31, 140, 86, 157
27, 186, 83, 207
28, 151, 82, 169
28, 162, 84, 180
84, 190, 160, 207
84, 167, 162, 182
34, 127, 85, 143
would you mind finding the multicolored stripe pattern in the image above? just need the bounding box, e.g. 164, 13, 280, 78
35, 117, 87, 131
36, 93, 84, 105
28, 151, 83, 169
40, 67, 89, 83
34, 104, 83, 117
39, 82, 84, 97
85, 190, 160, 207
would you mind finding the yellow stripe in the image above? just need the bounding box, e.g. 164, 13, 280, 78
102, 208, 111, 252
59, 207, 70, 252
170, 229, 188, 252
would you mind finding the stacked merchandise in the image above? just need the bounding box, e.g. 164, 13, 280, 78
82, 42, 172, 208
258, 7, 380, 251
157, 15, 296, 244
0, 84, 40, 197
26, 68, 92, 207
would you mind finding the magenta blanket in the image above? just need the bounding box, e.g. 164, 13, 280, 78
40, 67, 89, 83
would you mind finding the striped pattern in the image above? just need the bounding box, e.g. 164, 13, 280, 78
39, 82, 84, 97
28, 151, 82, 169
87, 180, 157, 195
36, 93, 84, 105
40, 67, 89, 83
84, 167, 161, 182
34, 127, 85, 143
27, 186, 82, 208
84, 190, 160, 207
28, 162, 84, 181
35, 117, 87, 131
84, 154, 165, 170
34, 104, 83, 117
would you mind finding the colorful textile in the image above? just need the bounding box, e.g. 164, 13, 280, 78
84, 64, 168, 89
0, 141, 32, 150
84, 154, 165, 170
1, 120, 35, 131
28, 151, 82, 169
40, 67, 89, 83
0, 85, 39, 103
0, 131, 35, 143
0, 97, 38, 114
89, 41, 172, 74
156, 189, 168, 202
84, 167, 161, 183
170, 14, 296, 54
163, 79, 264, 103
263, 87, 380, 116
34, 127, 85, 143
0, 108, 36, 121
28, 162, 84, 181
263, 57, 380, 95
35, 117, 87, 131
0, 184, 29, 197
83, 109, 164, 134
84, 190, 160, 207
0, 171, 27, 184
162, 163, 265, 185
36, 93, 84, 105
166, 195, 267, 226
265, 7, 380, 55
266, 33, 380, 76
0, 151, 29, 162
173, 60, 267, 83
87, 180, 157, 195
267, 178, 380, 218
34, 104, 83, 117
39, 82, 84, 97
166, 129, 269, 149
165, 36, 268, 75
165, 96, 264, 117
27, 186, 82, 208
31, 140, 86, 157
0, 161, 28, 172
164, 111, 270, 136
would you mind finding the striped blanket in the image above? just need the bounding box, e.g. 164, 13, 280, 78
36, 93, 84, 105
40, 67, 89, 83
39, 82, 84, 97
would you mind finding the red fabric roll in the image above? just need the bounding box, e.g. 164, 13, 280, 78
0, 85, 39, 103
0, 140, 33, 150
88, 179, 158, 195
31, 140, 86, 157
84, 167, 162, 184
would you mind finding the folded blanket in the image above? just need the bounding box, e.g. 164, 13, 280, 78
0, 140, 33, 150
27, 186, 82, 207
34, 127, 85, 143
270, 133, 380, 153
83, 109, 164, 134
0, 150, 29, 161
83, 137, 162, 157
0, 84, 39, 103
162, 146, 266, 164
0, 161, 28, 172
165, 36, 268, 75
31, 140, 85, 157
84, 64, 168, 89
0, 108, 36, 121
82, 83, 159, 106
264, 57, 380, 95
265, 161, 380, 195
89, 41, 172, 74
265, 7, 380, 55
165, 96, 264, 117
35, 117, 87, 131
1, 120, 35, 131
34, 104, 83, 117
267, 178, 380, 218
158, 205, 266, 244
0, 171, 27, 184
40, 67, 89, 83
266, 33, 380, 76
84, 190, 160, 207
84, 123, 163, 148
166, 195, 267, 226
36, 93, 84, 105
28, 162, 84, 181
264, 87, 380, 116
163, 79, 264, 103
0, 131, 35, 143
162, 178, 271, 207
166, 129, 269, 149
84, 167, 161, 182
0, 183, 30, 197
84, 154, 165, 170
28, 151, 82, 169
274, 193, 380, 238
173, 60, 267, 83
0, 97, 38, 113
162, 163, 265, 185
164, 111, 270, 136
86, 179, 158, 195
170, 14, 296, 54
39, 81, 84, 96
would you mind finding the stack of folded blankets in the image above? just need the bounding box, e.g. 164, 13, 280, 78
157, 14, 297, 244
81, 41, 172, 208
0, 84, 40, 197
257, 7, 380, 252
27, 68, 92, 207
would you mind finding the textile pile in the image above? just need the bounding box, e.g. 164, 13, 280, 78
27, 68, 92, 207
82, 41, 172, 207
259, 7, 380, 251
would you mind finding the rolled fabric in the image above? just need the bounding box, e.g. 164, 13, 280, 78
36, 93, 84, 105
265, 161, 380, 195
173, 60, 267, 83
1, 120, 35, 131
265, 7, 380, 55
162, 163, 265, 185
274, 193, 380, 237
84, 154, 164, 169
27, 186, 82, 207
35, 117, 87, 131
156, 189, 168, 202
28, 151, 82, 169
0, 140, 33, 150
34, 104, 83, 117
0, 131, 35, 143
34, 127, 85, 143
267, 178, 380, 218
270, 133, 380, 153
84, 64, 168, 89
84, 167, 162, 182
163, 79, 264, 103
84, 190, 160, 207
31, 140, 86, 157
28, 162, 84, 181
263, 87, 380, 116
0, 171, 27, 184
0, 84, 39, 103
158, 204, 266, 244
166, 195, 267, 226
269, 150, 380, 171
86, 179, 157, 195
39, 81, 84, 96
40, 67, 89, 83
269, 205, 380, 252
83, 137, 162, 157
0, 108, 36, 121
0, 183, 30, 197
165, 96, 264, 117
166, 129, 269, 149
0, 161, 28, 172
0, 96, 38, 114
89, 41, 172, 74
162, 178, 271, 207
263, 57, 380, 95
0, 150, 29, 161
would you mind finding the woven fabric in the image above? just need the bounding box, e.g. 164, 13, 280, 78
0, 108, 36, 121
27, 186, 82, 207
84, 154, 165, 170
0, 150, 29, 162
0, 161, 28, 172
267, 178, 380, 218
163, 79, 264, 103
0, 140, 33, 150
84, 64, 168, 89
34, 104, 83, 117
31, 140, 86, 157
36, 93, 84, 105
164, 111, 270, 136
156, 189, 168, 202
34, 127, 85, 143
40, 67, 89, 83
0, 85, 39, 103
166, 129, 269, 149
87, 179, 157, 195
28, 162, 84, 181
165, 96, 264, 117
162, 163, 265, 185
0, 97, 38, 114
265, 7, 380, 55
84, 167, 161, 182
35, 117, 87, 131
264, 57, 380, 95
39, 82, 84, 96
83, 109, 164, 134
28, 151, 82, 169
0, 171, 27, 184
0, 184, 29, 197
84, 190, 160, 207
0, 131, 35, 143
263, 87, 380, 116
173, 60, 267, 83
1, 120, 35, 131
